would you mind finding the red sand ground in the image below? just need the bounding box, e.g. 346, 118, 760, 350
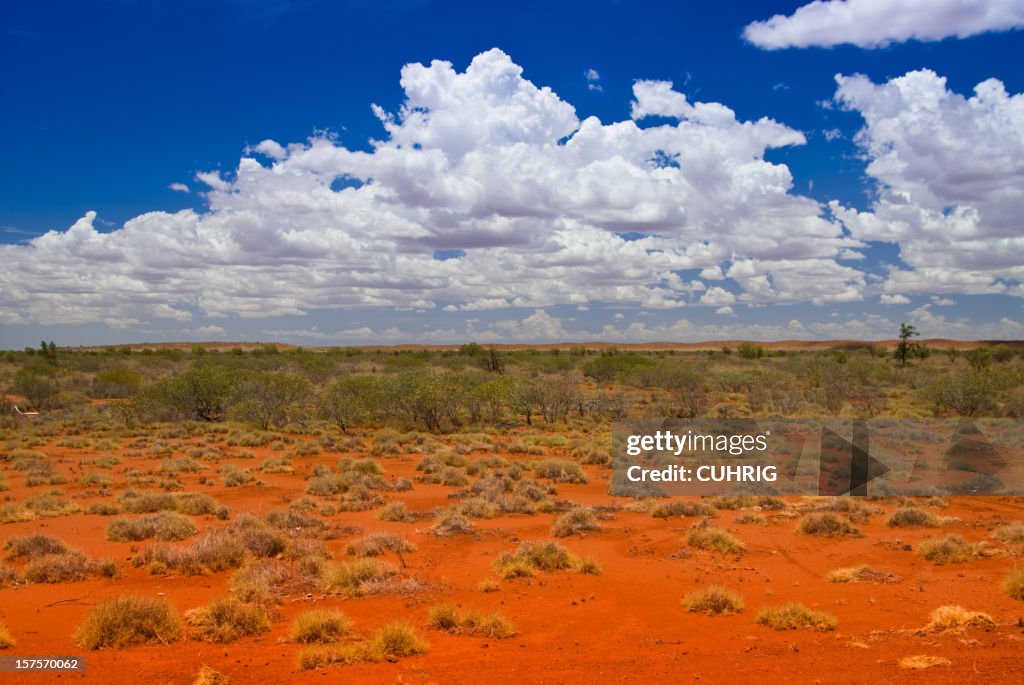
2, 434, 1023, 684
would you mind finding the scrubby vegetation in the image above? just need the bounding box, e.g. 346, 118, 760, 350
685, 526, 745, 554
75, 595, 182, 649
916, 535, 977, 563
427, 603, 517, 638
755, 603, 837, 632
682, 586, 744, 615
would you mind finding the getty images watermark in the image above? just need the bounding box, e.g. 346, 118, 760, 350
611, 418, 1024, 498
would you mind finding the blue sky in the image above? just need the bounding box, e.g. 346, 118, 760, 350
2, 0, 1023, 347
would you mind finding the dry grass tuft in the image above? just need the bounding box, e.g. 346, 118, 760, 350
1003, 567, 1024, 601
916, 535, 977, 564
551, 508, 601, 538
192, 665, 230, 685
825, 566, 897, 584
494, 541, 574, 579
682, 586, 744, 615
185, 596, 271, 643
920, 605, 995, 634
755, 602, 837, 632
75, 595, 182, 649
686, 526, 745, 554
899, 655, 951, 670
796, 513, 860, 537
0, 623, 14, 649
320, 558, 394, 597
887, 507, 939, 528
291, 609, 351, 644
427, 604, 516, 638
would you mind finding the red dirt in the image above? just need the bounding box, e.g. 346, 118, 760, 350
2, 436, 1024, 684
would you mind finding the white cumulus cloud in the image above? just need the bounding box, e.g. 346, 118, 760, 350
744, 0, 1024, 49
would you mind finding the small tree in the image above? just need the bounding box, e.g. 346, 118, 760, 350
229, 372, 310, 430
895, 323, 919, 366
12, 363, 59, 409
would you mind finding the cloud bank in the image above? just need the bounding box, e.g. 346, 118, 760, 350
0, 49, 1020, 342
745, 0, 1024, 49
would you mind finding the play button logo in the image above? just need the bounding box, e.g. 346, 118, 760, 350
819, 421, 890, 496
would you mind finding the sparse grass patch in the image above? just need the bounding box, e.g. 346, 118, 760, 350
899, 655, 951, 670
494, 541, 574, 579
576, 556, 602, 575
88, 501, 123, 516
345, 532, 416, 558
185, 596, 271, 642
75, 595, 182, 649
529, 459, 586, 484
735, 511, 766, 524
432, 509, 474, 537
1004, 567, 1024, 601
888, 507, 939, 528
682, 586, 744, 615
478, 577, 500, 592
0, 623, 14, 649
651, 501, 716, 518
377, 501, 410, 522
192, 665, 230, 685
920, 605, 995, 633
796, 513, 860, 537
686, 526, 745, 554
755, 603, 837, 632
106, 512, 197, 542
916, 535, 976, 564
320, 558, 394, 597
24, 492, 80, 518
825, 566, 897, 584
551, 508, 600, 537
291, 609, 351, 644
368, 621, 429, 658
4, 533, 69, 559
992, 523, 1024, 544
0, 505, 34, 524
427, 604, 516, 638
79, 472, 115, 487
